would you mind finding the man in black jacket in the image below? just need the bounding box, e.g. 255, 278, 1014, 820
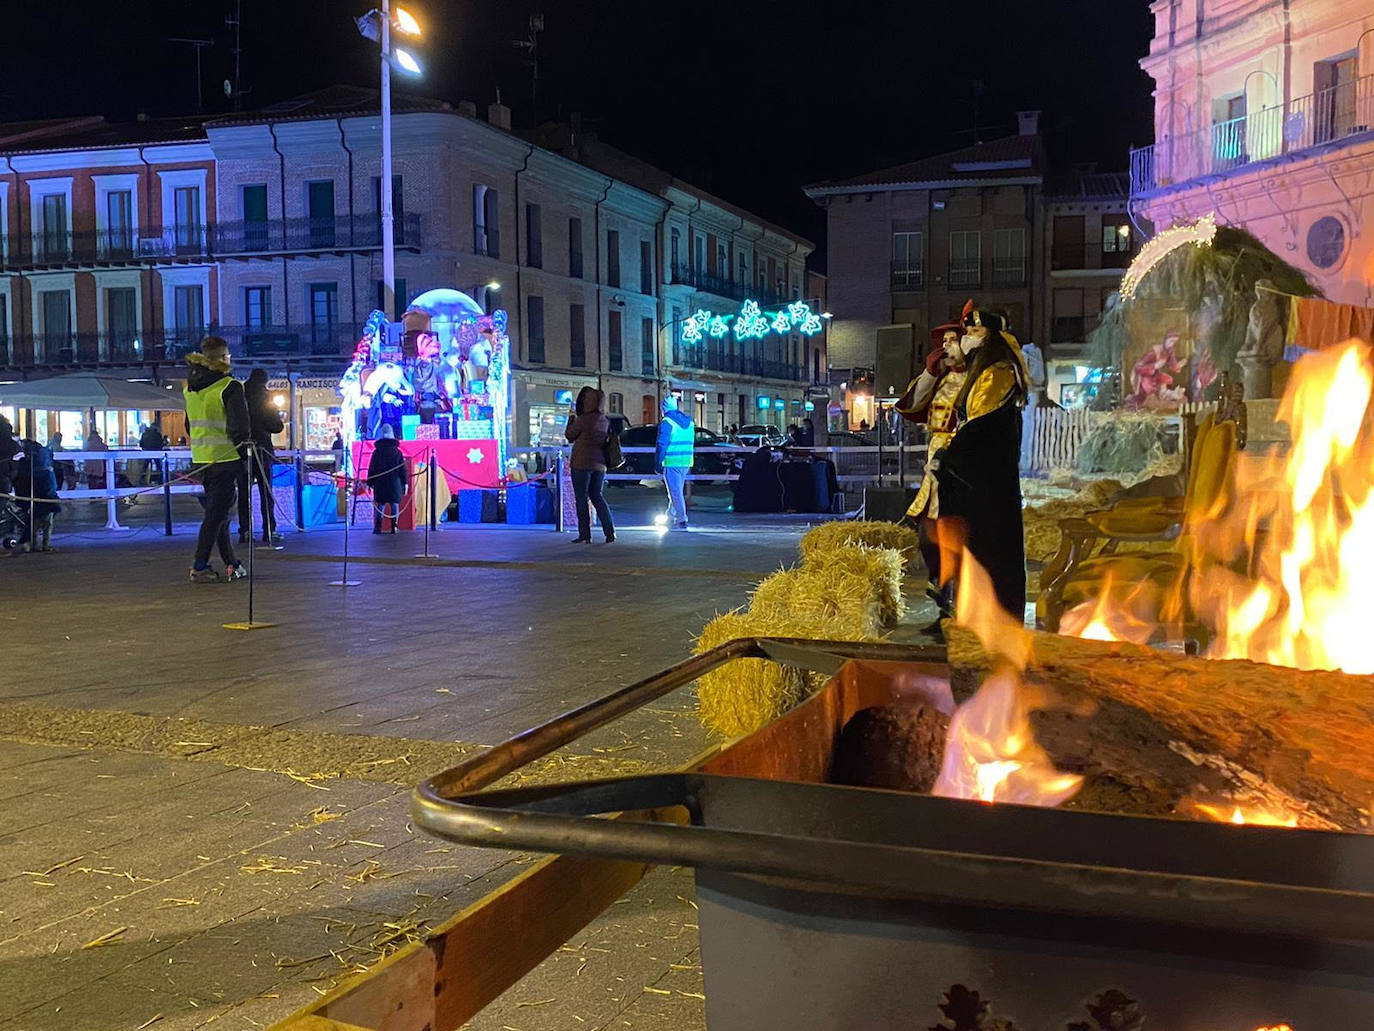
184, 337, 251, 583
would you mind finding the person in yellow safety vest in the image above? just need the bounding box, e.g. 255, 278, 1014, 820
895, 321, 968, 617
184, 336, 252, 584
654, 396, 695, 530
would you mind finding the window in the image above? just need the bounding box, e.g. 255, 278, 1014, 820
1101, 218, 1132, 268
372, 175, 404, 245
308, 283, 339, 348
244, 286, 271, 328
40, 291, 70, 361
993, 228, 1026, 285
641, 316, 655, 374
1052, 215, 1085, 270
949, 231, 980, 287
105, 190, 133, 255
40, 194, 68, 261
173, 186, 202, 252
526, 295, 545, 363
1315, 55, 1359, 142
671, 304, 683, 361
606, 229, 620, 287
173, 285, 204, 350
1051, 288, 1087, 343
525, 202, 542, 268
738, 251, 747, 284
242, 184, 268, 250
694, 234, 705, 273
568, 216, 583, 277
0, 296, 7, 359
670, 228, 681, 275
569, 303, 586, 367
107, 288, 138, 355
374, 279, 407, 321
306, 180, 334, 248
608, 310, 623, 371
608, 392, 624, 415
640, 240, 653, 295
716, 243, 727, 279
473, 185, 499, 257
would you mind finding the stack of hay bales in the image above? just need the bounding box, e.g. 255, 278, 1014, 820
695, 521, 914, 738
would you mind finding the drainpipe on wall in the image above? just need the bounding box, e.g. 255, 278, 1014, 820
593, 176, 612, 393
337, 118, 356, 331
1, 157, 24, 375
137, 146, 158, 372
268, 122, 288, 329
513, 142, 534, 362
652, 201, 674, 412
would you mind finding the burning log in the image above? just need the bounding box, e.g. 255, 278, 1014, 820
946, 624, 1374, 830
832, 703, 949, 793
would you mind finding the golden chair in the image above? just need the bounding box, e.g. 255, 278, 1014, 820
1037, 411, 1239, 635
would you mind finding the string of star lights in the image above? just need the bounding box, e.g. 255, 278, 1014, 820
1120, 213, 1219, 300
680, 299, 826, 346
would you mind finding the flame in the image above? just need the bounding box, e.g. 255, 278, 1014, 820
1192, 339, 1374, 674
1058, 571, 1159, 645
934, 549, 1083, 807
1190, 802, 1299, 828
1256, 1025, 1295, 1031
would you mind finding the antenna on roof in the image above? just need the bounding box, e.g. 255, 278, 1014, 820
225, 0, 245, 111
169, 37, 215, 114
511, 13, 544, 124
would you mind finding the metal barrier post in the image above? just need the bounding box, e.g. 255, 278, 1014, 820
161, 450, 173, 536
876, 404, 885, 489
225, 445, 277, 631
555, 448, 565, 534
416, 450, 434, 560
428, 445, 438, 531
294, 449, 306, 532
331, 469, 361, 587
103, 455, 123, 531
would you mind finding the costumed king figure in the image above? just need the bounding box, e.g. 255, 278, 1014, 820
895, 316, 968, 617
932, 308, 1030, 620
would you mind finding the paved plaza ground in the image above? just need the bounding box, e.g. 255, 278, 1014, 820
0, 493, 880, 1030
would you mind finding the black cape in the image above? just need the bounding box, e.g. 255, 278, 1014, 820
934, 401, 1026, 618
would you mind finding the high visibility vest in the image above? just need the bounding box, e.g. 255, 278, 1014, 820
662, 416, 695, 468
184, 378, 239, 464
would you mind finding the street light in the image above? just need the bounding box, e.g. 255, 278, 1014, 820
356, 3, 424, 321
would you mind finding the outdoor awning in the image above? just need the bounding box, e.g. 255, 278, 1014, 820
0, 373, 182, 410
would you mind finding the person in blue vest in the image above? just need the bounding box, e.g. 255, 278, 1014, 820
184, 336, 251, 583
655, 396, 695, 530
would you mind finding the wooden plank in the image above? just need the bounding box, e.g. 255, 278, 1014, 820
275, 1014, 377, 1031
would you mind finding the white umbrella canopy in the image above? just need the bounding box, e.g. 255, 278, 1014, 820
0, 373, 182, 410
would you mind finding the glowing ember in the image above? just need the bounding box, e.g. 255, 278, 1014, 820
936, 549, 1082, 807
1193, 339, 1374, 674
1190, 802, 1299, 828
1059, 572, 1158, 645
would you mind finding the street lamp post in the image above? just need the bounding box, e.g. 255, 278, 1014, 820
356, 5, 422, 321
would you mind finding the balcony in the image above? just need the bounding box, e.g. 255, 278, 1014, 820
1050, 244, 1135, 272
1, 323, 358, 370
670, 342, 810, 383
1131, 72, 1374, 197
991, 262, 1028, 287
890, 263, 924, 290
948, 263, 981, 288
0, 214, 425, 271
213, 213, 423, 257
669, 264, 790, 307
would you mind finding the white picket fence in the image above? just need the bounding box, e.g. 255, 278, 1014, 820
1026, 408, 1109, 476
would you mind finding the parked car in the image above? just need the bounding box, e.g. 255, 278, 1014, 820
734, 423, 784, 448
616, 425, 747, 478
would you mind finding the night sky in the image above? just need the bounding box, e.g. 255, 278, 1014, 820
3, 1, 1155, 255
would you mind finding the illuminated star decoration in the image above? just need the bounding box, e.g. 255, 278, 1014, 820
1120, 214, 1219, 300
706, 315, 731, 339
733, 300, 770, 340
467, 447, 485, 464
679, 299, 825, 346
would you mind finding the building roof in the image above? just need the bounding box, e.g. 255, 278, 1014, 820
1045, 170, 1129, 201
804, 132, 1043, 195
0, 115, 206, 155
205, 84, 453, 127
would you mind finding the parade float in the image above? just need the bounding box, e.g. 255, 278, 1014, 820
338, 290, 515, 525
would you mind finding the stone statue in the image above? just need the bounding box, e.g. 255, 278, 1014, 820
1236, 279, 1284, 399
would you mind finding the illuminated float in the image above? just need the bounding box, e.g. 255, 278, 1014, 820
339, 290, 512, 509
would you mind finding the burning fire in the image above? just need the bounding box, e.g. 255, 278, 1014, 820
933, 550, 1083, 807
1058, 339, 1374, 676
1189, 802, 1299, 828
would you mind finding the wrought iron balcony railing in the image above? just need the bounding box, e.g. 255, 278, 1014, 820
669, 264, 791, 307
890, 263, 924, 289
0, 214, 425, 270
1131, 72, 1374, 196
670, 343, 812, 383
2, 323, 360, 369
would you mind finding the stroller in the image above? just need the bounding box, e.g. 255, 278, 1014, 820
1, 440, 61, 552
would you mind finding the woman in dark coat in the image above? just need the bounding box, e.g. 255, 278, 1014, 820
366, 423, 409, 533
934, 309, 1029, 620
240, 368, 285, 543
564, 386, 615, 543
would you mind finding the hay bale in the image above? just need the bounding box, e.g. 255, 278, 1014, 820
800, 544, 906, 628
799, 520, 920, 569
695, 610, 817, 738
